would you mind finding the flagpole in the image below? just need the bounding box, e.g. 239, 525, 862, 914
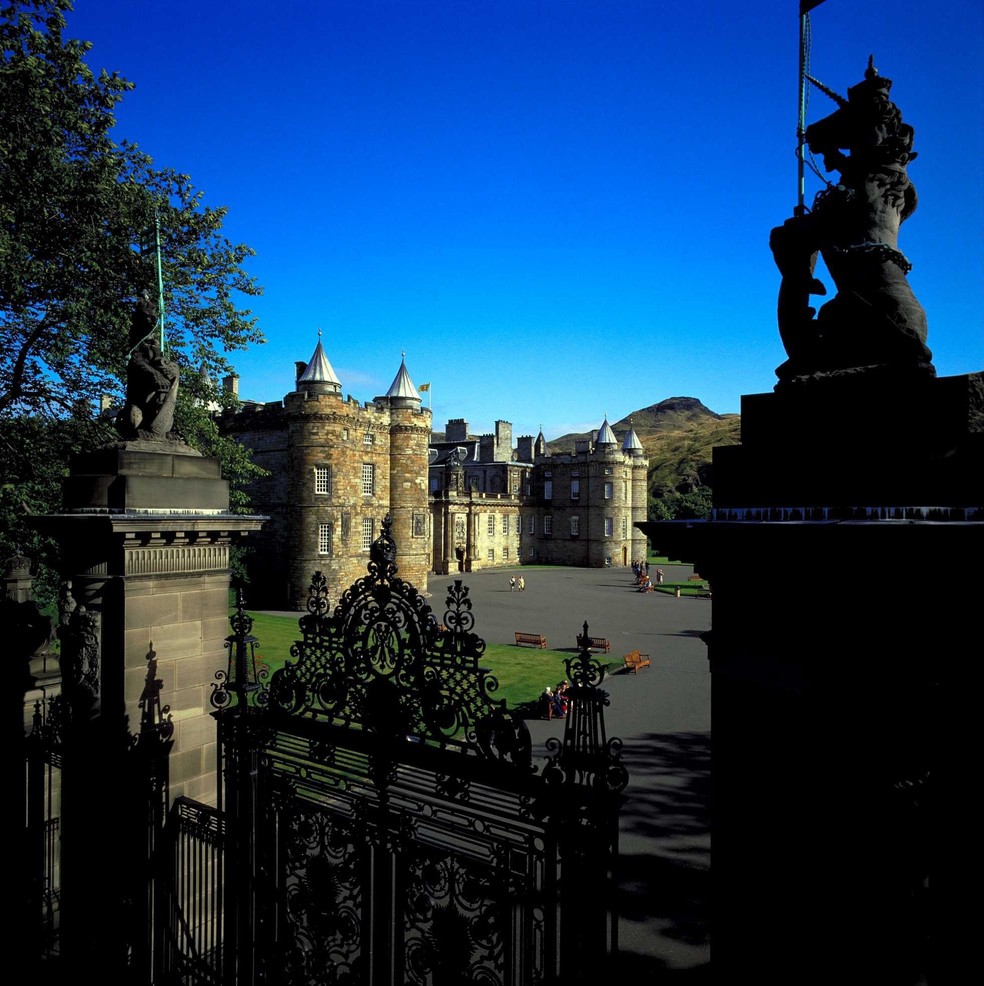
797, 5, 808, 216
798, 1, 826, 215
155, 209, 166, 348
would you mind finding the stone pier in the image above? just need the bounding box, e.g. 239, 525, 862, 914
37, 440, 265, 804
641, 371, 984, 984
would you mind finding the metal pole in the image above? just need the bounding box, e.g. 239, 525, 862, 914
155, 211, 166, 348
796, 10, 807, 215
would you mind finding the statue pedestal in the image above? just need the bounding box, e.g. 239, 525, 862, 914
640, 372, 983, 983
36, 441, 265, 804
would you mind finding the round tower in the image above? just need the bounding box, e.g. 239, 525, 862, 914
586, 416, 621, 566
377, 354, 431, 590
623, 422, 649, 564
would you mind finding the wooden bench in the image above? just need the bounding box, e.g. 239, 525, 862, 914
622, 650, 651, 673
515, 632, 547, 649
576, 634, 611, 653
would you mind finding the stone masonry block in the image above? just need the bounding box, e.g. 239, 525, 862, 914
147, 622, 203, 662
125, 592, 181, 629
167, 685, 206, 719
174, 712, 217, 753
169, 748, 206, 787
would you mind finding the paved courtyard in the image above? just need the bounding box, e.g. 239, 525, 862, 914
433, 564, 712, 981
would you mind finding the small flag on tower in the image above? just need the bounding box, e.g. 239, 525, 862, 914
800, 0, 826, 13
418, 383, 431, 392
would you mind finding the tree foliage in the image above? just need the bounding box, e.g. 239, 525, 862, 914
648, 485, 713, 521
0, 0, 263, 418
1, 0, 267, 600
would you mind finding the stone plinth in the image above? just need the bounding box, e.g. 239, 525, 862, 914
639, 372, 982, 984
36, 441, 264, 805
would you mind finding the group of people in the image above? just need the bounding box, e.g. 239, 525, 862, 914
508, 575, 526, 591
539, 680, 570, 720
633, 559, 664, 592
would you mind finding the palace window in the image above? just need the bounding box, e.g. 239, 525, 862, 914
544, 515, 553, 535
528, 515, 535, 535
570, 515, 580, 536
516, 515, 522, 534
362, 463, 375, 495
503, 546, 510, 559
315, 465, 331, 495
604, 482, 613, 499
544, 480, 553, 500
605, 466, 614, 475
363, 431, 375, 446
570, 479, 580, 501
488, 515, 495, 536
362, 517, 374, 550
604, 517, 614, 537
622, 517, 628, 538
488, 548, 495, 561
318, 523, 332, 555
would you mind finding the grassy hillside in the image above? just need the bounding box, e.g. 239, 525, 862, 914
547, 397, 741, 499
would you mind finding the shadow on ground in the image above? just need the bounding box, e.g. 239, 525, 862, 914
616, 731, 711, 976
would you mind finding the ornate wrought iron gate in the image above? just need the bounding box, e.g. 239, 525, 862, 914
213, 518, 626, 985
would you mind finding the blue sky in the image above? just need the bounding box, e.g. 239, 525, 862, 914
65, 0, 984, 440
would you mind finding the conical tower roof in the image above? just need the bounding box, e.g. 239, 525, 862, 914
622, 422, 644, 455
596, 416, 617, 446
297, 332, 341, 395
384, 353, 421, 404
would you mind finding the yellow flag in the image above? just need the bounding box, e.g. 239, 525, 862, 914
418, 383, 431, 392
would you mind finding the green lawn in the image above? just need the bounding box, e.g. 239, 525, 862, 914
239, 611, 614, 711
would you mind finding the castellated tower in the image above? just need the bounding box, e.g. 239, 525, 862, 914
222, 337, 430, 609
623, 422, 650, 564
376, 355, 431, 590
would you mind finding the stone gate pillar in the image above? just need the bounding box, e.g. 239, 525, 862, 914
36, 441, 265, 805
641, 372, 984, 984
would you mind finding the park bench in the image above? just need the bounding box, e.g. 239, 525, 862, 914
576, 633, 611, 653
622, 650, 651, 673
515, 632, 548, 649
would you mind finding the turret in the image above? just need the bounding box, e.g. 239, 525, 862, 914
296, 331, 342, 397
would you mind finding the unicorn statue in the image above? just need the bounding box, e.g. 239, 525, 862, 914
769, 57, 935, 385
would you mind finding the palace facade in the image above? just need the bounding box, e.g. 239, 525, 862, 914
222, 337, 649, 607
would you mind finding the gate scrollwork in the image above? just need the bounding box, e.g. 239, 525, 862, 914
268, 515, 533, 767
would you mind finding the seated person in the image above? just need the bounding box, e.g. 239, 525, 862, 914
553, 681, 570, 718
538, 687, 554, 719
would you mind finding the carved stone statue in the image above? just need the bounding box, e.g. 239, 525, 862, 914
116, 290, 180, 440
770, 57, 935, 384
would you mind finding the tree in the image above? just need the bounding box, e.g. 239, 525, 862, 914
1, 0, 266, 600
0, 0, 263, 419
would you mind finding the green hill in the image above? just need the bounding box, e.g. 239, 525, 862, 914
548, 397, 741, 509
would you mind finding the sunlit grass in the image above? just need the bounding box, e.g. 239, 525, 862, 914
237, 611, 616, 711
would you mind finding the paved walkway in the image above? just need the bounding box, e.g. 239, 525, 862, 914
438, 565, 712, 980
